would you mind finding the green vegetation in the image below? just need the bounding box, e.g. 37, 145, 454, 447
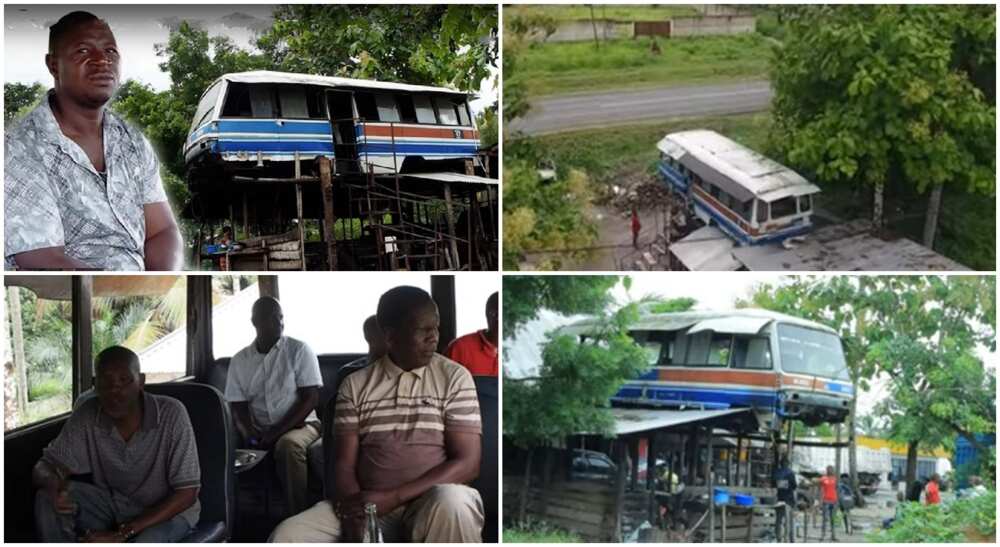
868, 492, 996, 543
506, 4, 701, 23
28, 376, 67, 401
503, 522, 582, 543
530, 112, 769, 185
516, 33, 771, 96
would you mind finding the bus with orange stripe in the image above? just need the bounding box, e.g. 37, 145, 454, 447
563, 309, 852, 427
184, 70, 482, 180
656, 130, 820, 246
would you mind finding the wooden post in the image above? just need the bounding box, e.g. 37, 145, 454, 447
71, 276, 93, 400
613, 439, 627, 542
707, 430, 715, 542
319, 157, 338, 271
443, 183, 461, 269
646, 435, 657, 492
296, 182, 307, 271
629, 437, 640, 490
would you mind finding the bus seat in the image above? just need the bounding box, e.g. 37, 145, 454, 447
319, 358, 373, 499
471, 375, 498, 543
145, 382, 235, 543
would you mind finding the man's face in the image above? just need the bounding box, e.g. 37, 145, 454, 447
95, 359, 142, 420
388, 303, 440, 369
252, 302, 284, 341
486, 298, 498, 334
46, 19, 121, 108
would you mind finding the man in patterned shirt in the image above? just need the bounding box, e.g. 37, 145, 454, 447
32, 346, 201, 542
270, 286, 483, 542
4, 11, 182, 271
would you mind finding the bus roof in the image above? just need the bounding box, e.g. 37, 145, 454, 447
213, 70, 472, 97
657, 130, 820, 203
561, 308, 838, 337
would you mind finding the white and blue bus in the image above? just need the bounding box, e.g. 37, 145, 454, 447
657, 130, 820, 246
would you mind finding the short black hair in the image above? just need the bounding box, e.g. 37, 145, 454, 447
486, 291, 498, 309
94, 345, 140, 377
377, 286, 435, 332
48, 11, 104, 54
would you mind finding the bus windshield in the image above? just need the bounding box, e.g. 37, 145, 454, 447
777, 324, 849, 381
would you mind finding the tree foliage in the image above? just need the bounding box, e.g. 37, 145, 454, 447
503, 275, 621, 337
772, 5, 995, 197
4, 82, 46, 124
256, 5, 497, 92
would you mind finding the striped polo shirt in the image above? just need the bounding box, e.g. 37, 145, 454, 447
334, 353, 481, 492
42, 391, 201, 526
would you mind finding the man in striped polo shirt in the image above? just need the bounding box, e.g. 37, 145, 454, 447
270, 286, 483, 542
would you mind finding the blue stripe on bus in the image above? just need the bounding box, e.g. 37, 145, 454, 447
614, 384, 779, 408
215, 141, 335, 153
658, 162, 689, 192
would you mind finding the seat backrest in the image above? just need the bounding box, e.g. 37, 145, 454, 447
145, 382, 235, 538
472, 375, 498, 543
322, 359, 371, 497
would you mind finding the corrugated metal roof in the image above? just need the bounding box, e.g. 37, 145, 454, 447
610, 407, 755, 435
406, 173, 498, 186
688, 316, 772, 335
560, 308, 838, 336
219, 70, 471, 96
657, 130, 819, 202
669, 226, 742, 271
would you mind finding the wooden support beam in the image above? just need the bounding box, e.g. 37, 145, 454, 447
72, 276, 93, 399
443, 183, 462, 269
296, 182, 306, 271
613, 440, 627, 543
187, 276, 214, 381
318, 157, 338, 271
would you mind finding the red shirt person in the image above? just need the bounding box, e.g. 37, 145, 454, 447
445, 292, 498, 376
925, 474, 941, 505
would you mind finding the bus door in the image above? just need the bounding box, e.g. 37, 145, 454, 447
326, 89, 359, 173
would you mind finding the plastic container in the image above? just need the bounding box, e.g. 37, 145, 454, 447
733, 493, 755, 506
713, 487, 729, 505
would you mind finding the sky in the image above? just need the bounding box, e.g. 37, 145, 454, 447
3, 4, 497, 113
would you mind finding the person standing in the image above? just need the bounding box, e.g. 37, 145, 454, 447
773, 456, 797, 542
818, 466, 838, 541
631, 205, 642, 249
924, 474, 942, 505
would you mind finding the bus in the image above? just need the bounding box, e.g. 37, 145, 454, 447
657, 130, 821, 246
184, 70, 483, 179
3, 273, 498, 542
561, 308, 853, 428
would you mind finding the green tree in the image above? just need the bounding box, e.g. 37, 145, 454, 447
771, 5, 995, 254
4, 82, 46, 124
503, 275, 621, 336
256, 5, 497, 92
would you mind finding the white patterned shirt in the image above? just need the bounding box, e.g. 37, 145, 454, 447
4, 91, 168, 270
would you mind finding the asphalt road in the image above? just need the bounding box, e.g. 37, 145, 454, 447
509, 80, 773, 136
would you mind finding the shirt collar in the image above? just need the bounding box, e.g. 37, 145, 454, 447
378, 354, 428, 380
96, 390, 160, 433
477, 329, 498, 352
254, 336, 286, 356
30, 89, 126, 156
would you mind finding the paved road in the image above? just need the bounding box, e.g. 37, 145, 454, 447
509, 80, 773, 136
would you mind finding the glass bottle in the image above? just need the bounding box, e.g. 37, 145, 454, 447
363, 502, 383, 543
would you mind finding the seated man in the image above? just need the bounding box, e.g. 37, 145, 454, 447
270, 286, 483, 542
445, 292, 498, 376
33, 346, 200, 542
225, 296, 323, 515
4, 11, 182, 271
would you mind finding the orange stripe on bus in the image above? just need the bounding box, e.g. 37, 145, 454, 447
658, 369, 778, 387
362, 125, 478, 140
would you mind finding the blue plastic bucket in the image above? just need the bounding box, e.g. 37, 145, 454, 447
733, 493, 754, 506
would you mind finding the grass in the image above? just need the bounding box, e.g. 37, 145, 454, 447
503, 523, 582, 543
28, 376, 68, 401
515, 33, 772, 97
525, 111, 770, 185
505, 4, 702, 23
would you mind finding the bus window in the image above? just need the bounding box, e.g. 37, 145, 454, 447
706, 334, 732, 366
278, 85, 309, 119
91, 277, 188, 385
455, 274, 498, 336
190, 81, 221, 132
738, 200, 754, 222
375, 93, 400, 122
709, 184, 722, 201
211, 276, 261, 359
4, 285, 73, 432
756, 200, 769, 223
732, 337, 772, 369
799, 194, 813, 213
777, 324, 849, 381
249, 84, 275, 118
354, 92, 379, 121
413, 95, 437, 124
434, 97, 459, 125
770, 196, 797, 219
395, 94, 418, 123
457, 100, 472, 126
221, 82, 252, 117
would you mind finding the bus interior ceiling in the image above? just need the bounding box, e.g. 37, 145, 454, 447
185, 162, 498, 271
